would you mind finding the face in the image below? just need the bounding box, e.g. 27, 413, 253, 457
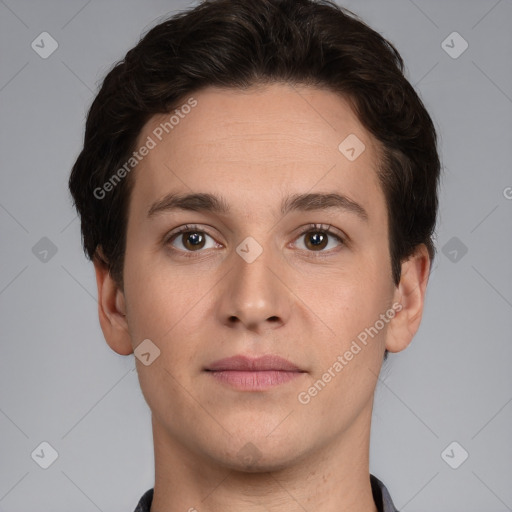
113, 83, 403, 470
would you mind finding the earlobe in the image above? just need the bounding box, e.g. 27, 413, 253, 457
386, 244, 431, 353
93, 249, 133, 356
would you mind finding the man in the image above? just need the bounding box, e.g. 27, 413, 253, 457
68, 0, 440, 510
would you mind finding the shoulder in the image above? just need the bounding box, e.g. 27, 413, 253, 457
370, 474, 400, 512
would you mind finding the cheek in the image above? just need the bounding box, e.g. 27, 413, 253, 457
123, 252, 213, 385
124, 260, 206, 409
123, 238, 202, 338
298, 257, 393, 399
300, 256, 391, 339
297, 271, 391, 416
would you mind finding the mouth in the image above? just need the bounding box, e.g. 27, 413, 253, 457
204, 354, 306, 391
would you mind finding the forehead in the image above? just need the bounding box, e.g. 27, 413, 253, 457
130, 83, 384, 219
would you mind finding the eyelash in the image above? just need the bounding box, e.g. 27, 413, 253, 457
165, 223, 346, 258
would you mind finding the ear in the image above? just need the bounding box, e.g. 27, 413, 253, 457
386, 244, 431, 353
93, 248, 133, 356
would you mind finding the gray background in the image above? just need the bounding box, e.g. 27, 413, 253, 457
0, 0, 511, 511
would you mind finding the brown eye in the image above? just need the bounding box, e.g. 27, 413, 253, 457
180, 231, 206, 251
167, 227, 217, 253
294, 225, 344, 253
304, 231, 328, 251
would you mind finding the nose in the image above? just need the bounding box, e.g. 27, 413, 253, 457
216, 241, 291, 333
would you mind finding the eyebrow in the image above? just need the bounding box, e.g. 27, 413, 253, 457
147, 191, 368, 222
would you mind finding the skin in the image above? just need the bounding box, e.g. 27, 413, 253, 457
94, 83, 430, 512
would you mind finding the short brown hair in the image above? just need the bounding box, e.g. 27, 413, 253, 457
69, 0, 440, 293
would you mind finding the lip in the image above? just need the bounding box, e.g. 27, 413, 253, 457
205, 355, 306, 391
205, 354, 302, 372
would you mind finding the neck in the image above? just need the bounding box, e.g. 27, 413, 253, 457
150, 407, 378, 512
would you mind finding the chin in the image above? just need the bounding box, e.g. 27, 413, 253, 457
212, 436, 307, 474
